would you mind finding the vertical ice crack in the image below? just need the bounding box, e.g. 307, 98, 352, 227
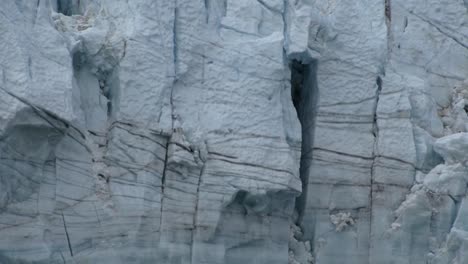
170, 0, 178, 131
160, 0, 178, 233
290, 59, 318, 224
282, 0, 288, 54
288, 57, 319, 264
161, 141, 169, 196
385, 0, 391, 22
172, 2, 179, 78
190, 160, 205, 262
159, 139, 170, 232
385, 0, 393, 57
368, 76, 383, 263
372, 77, 383, 139
61, 212, 73, 257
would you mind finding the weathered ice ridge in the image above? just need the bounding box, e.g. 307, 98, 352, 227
0, 0, 467, 263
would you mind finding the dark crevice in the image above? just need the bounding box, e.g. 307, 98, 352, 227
368, 75, 383, 263
371, 76, 383, 174
71, 51, 83, 71
158, 137, 171, 246
463, 104, 468, 114
374, 76, 383, 134
72, 51, 120, 125
290, 59, 319, 225
161, 141, 170, 195
56, 0, 81, 16
385, 0, 392, 56
204, 0, 209, 23
385, 0, 391, 22
98, 69, 120, 119
172, 4, 178, 76
57, 0, 72, 15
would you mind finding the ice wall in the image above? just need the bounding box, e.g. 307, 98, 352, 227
0, 0, 467, 263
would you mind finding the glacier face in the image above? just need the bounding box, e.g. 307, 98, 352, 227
0, 0, 467, 263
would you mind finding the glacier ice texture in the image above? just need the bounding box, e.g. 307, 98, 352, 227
0, 0, 467, 263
